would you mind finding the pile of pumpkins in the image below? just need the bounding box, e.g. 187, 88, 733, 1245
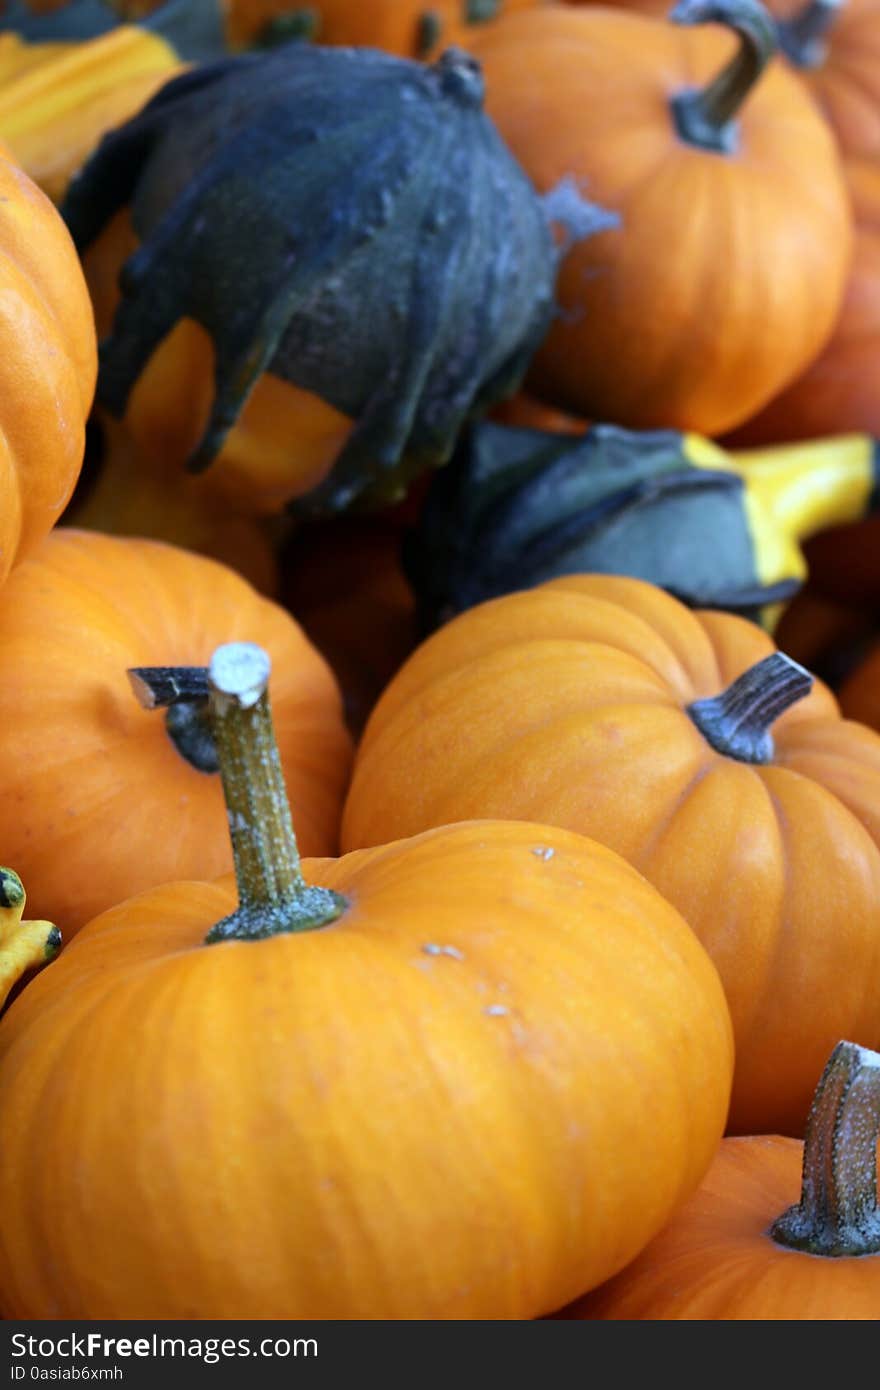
0, 0, 878, 1321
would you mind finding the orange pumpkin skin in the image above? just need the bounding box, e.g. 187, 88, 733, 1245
342, 575, 880, 1136
0, 530, 351, 937
472, 8, 852, 435
0, 820, 733, 1320
558, 1135, 880, 1319
227, 0, 544, 54
730, 161, 880, 444
0, 144, 96, 586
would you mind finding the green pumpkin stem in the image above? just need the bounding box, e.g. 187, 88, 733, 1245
687, 652, 812, 763
771, 1041, 880, 1257
128, 645, 346, 942
776, 0, 843, 68
669, 0, 778, 153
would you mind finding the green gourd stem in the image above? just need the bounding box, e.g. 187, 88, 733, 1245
776, 0, 843, 68
771, 1041, 880, 1256
687, 652, 812, 763
669, 0, 778, 154
127, 645, 347, 942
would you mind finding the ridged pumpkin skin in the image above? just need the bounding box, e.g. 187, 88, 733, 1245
558, 1135, 880, 1319
0, 820, 733, 1319
472, 7, 852, 435
343, 575, 880, 1135
0, 144, 96, 586
0, 530, 351, 936
730, 162, 880, 444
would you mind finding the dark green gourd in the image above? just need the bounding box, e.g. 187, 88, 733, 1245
63, 43, 602, 513
405, 421, 880, 630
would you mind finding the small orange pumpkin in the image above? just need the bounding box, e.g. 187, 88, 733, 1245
343, 573, 880, 1135
472, 0, 852, 435
0, 141, 96, 586
566, 0, 880, 159
728, 160, 880, 444
0, 641, 733, 1319
558, 1041, 880, 1319
0, 530, 351, 936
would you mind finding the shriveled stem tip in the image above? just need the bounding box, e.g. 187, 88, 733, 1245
771, 1041, 880, 1257
209, 642, 272, 709
128, 665, 210, 710
688, 651, 812, 763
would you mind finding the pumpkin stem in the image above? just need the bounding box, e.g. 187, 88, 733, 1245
0, 869, 60, 1012
129, 666, 219, 774
771, 1041, 880, 1257
669, 0, 778, 154
687, 652, 812, 762
128, 645, 347, 942
776, 0, 843, 68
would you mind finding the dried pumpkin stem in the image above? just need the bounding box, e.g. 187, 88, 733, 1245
771, 1041, 880, 1257
208, 644, 347, 940
776, 0, 843, 68
129, 666, 218, 774
669, 0, 777, 154
687, 652, 812, 762
128, 645, 346, 941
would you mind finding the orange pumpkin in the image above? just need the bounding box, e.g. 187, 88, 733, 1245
566, 0, 880, 159
472, 1, 852, 435
728, 161, 880, 444
558, 1041, 880, 1319
0, 530, 351, 936
342, 574, 880, 1135
0, 641, 733, 1319
0, 142, 96, 586
226, 0, 545, 55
